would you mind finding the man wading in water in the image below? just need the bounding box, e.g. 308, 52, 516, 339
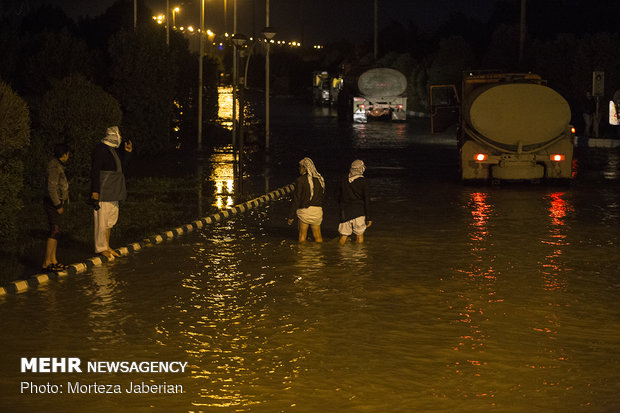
287, 157, 325, 242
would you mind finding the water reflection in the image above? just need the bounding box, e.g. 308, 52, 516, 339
465, 192, 496, 282
209, 147, 235, 209
87, 265, 128, 346
157, 238, 308, 410
541, 192, 572, 291
217, 86, 233, 130
312, 105, 335, 118
468, 192, 491, 244
294, 244, 326, 277
336, 243, 368, 267
603, 150, 619, 180
446, 191, 499, 403
351, 122, 408, 148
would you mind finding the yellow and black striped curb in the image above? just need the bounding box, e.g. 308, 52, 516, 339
0, 183, 295, 296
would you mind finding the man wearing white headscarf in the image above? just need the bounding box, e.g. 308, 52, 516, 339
90, 126, 133, 259
287, 157, 325, 242
337, 159, 372, 244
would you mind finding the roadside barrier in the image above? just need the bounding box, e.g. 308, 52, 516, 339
0, 184, 295, 296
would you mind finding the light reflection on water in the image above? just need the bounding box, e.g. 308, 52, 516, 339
209, 147, 235, 209
216, 85, 248, 133
542, 192, 572, 291
3, 179, 619, 412
603, 151, 618, 180
217, 86, 233, 130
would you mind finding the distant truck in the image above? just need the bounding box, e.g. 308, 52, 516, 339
338, 68, 407, 123
312, 71, 331, 106
458, 72, 574, 182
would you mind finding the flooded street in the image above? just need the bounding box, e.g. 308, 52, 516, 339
1, 98, 620, 412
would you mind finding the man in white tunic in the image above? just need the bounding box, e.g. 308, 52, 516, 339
90, 126, 133, 259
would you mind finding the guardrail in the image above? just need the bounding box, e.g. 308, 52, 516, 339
0, 184, 294, 296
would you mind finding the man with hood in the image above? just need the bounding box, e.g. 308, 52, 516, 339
90, 126, 132, 259
337, 159, 372, 244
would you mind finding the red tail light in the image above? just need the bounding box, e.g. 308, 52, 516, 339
360, 104, 365, 110
475, 154, 487, 161
550, 154, 565, 162
398, 104, 403, 109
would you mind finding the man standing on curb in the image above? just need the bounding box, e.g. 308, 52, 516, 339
90, 126, 132, 259
42, 143, 71, 271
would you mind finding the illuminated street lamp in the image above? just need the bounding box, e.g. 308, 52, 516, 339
231, 33, 248, 48
172, 7, 180, 28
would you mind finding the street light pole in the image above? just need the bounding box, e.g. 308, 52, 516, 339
166, 0, 170, 46
232, 34, 248, 194
197, 0, 205, 152
519, 0, 526, 67
239, 49, 247, 195
265, 0, 271, 151
374, 0, 378, 61
232, 0, 238, 151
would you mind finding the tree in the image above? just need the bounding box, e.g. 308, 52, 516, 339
108, 27, 175, 155
530, 34, 578, 102
35, 74, 122, 182
481, 24, 521, 71
434, 12, 489, 60
408, 62, 431, 113
428, 36, 476, 86
0, 79, 30, 241
571, 33, 620, 103
23, 28, 93, 96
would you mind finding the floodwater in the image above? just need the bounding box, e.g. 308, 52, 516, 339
1, 99, 620, 412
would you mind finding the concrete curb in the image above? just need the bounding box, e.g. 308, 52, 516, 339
0, 184, 295, 297
573, 136, 620, 148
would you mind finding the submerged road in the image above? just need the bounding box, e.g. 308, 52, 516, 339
1, 99, 620, 412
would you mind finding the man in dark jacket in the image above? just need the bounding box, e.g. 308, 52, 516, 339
90, 126, 132, 259
287, 157, 325, 242
43, 143, 71, 271
337, 159, 372, 244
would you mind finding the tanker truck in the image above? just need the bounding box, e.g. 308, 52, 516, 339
338, 67, 407, 123
459, 72, 574, 182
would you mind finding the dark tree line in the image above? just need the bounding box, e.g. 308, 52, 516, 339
0, 0, 219, 244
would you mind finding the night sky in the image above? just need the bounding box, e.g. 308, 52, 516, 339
31, 0, 501, 45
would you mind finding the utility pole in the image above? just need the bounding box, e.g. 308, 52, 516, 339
224, 0, 228, 33
166, 0, 170, 46
374, 0, 378, 61
265, 0, 271, 150
519, 0, 526, 67
197, 0, 205, 151
232, 0, 238, 150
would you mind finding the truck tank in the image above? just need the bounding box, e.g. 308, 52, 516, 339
358, 68, 407, 98
463, 83, 571, 151
338, 67, 407, 123
459, 73, 574, 182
